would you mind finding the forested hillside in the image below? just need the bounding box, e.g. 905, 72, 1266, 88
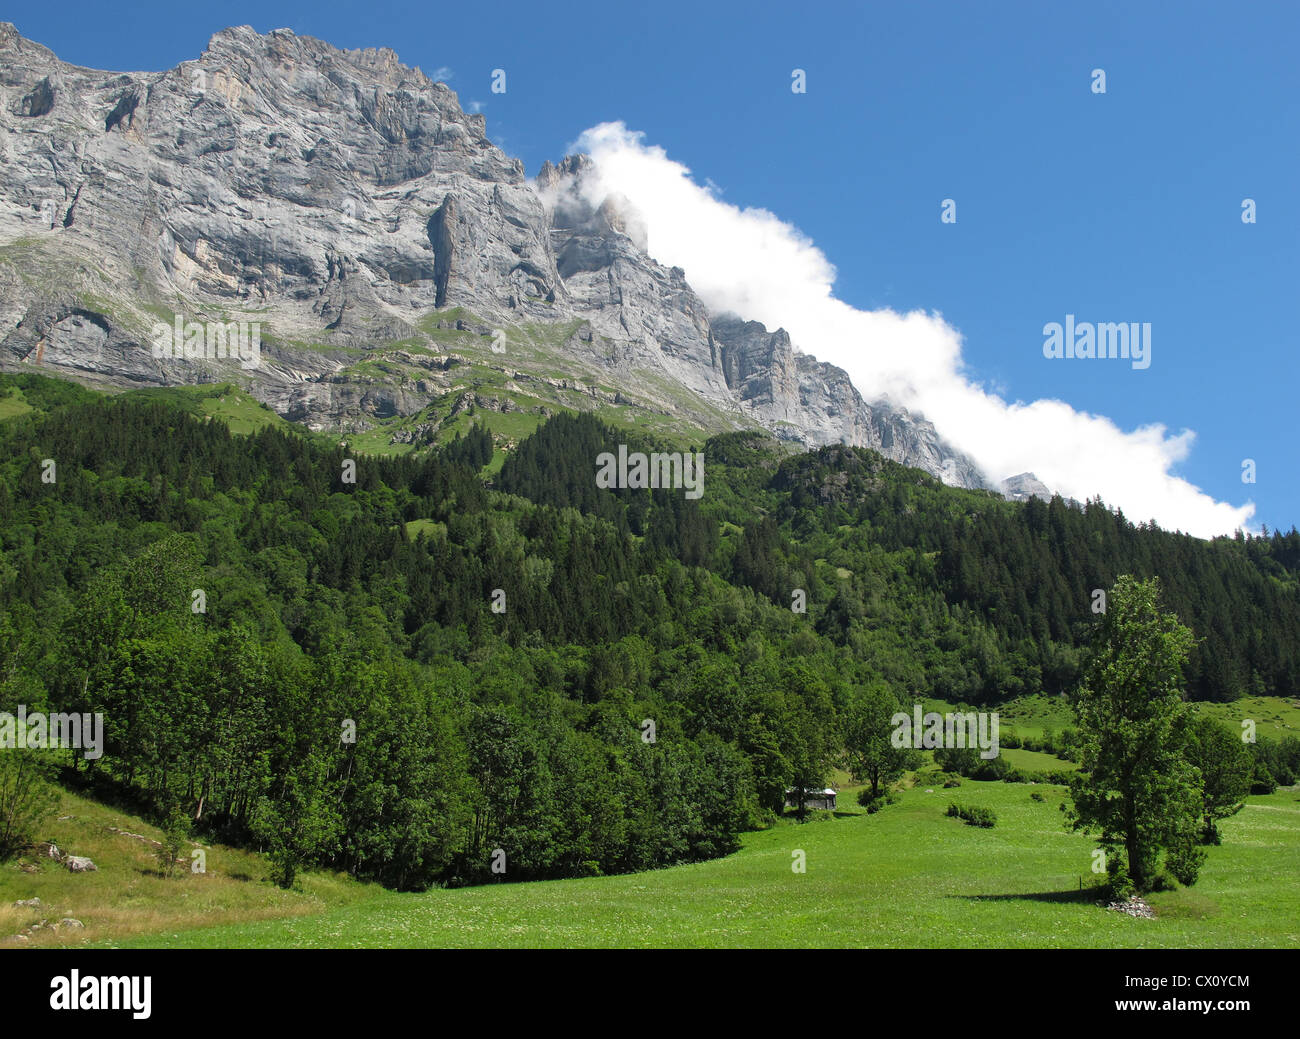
1, 373, 1297, 890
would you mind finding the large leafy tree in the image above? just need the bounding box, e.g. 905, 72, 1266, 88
1068, 575, 1203, 890
845, 681, 917, 801
252, 749, 342, 890
776, 660, 838, 821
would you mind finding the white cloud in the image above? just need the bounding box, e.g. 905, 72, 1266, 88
433, 66, 455, 82
563, 121, 1254, 538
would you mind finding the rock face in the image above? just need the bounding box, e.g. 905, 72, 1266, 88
709, 316, 987, 486
0, 21, 994, 487
1000, 472, 1053, 502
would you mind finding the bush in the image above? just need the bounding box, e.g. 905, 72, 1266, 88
1106, 853, 1135, 900
155, 807, 190, 878
1249, 762, 1278, 795
1030, 790, 1045, 802
1166, 842, 1206, 887
859, 790, 899, 813
0, 752, 58, 861
934, 747, 978, 775
945, 802, 997, 828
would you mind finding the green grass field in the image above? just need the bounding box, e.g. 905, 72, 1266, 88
89, 781, 1298, 950
0, 388, 34, 421
1001, 747, 1079, 773
1193, 696, 1300, 742
996, 693, 1077, 739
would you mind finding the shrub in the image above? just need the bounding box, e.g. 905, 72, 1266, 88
1106, 853, 1135, 900
1166, 842, 1206, 887
1030, 790, 1045, 802
946, 802, 996, 828
1250, 762, 1278, 795
0, 752, 58, 861
934, 747, 978, 775
155, 807, 190, 878
859, 790, 898, 813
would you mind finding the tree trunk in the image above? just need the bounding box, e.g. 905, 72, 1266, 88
1125, 798, 1144, 889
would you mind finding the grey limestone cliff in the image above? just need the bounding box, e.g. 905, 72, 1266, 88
0, 21, 1015, 491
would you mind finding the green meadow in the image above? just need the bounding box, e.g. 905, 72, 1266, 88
80, 779, 1296, 950
5, 747, 1296, 950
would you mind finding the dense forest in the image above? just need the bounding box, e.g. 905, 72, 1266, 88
1, 373, 1297, 889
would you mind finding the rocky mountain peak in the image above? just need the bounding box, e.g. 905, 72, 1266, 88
1000, 472, 1054, 502
0, 22, 998, 489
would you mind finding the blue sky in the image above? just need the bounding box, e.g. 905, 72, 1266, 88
16, 0, 1298, 534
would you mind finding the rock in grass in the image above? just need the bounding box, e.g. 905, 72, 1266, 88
64, 855, 97, 873
1103, 895, 1155, 919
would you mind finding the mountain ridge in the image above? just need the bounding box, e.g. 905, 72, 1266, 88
0, 21, 1030, 494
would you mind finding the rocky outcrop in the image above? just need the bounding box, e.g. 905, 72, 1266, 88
709, 315, 986, 485
1000, 472, 1053, 502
